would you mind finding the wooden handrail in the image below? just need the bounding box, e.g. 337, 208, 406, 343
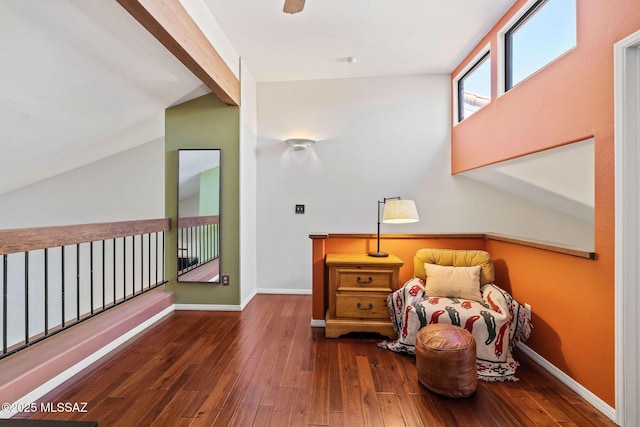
309, 233, 486, 240
484, 233, 596, 260
177, 215, 219, 229
309, 232, 595, 260
0, 218, 171, 255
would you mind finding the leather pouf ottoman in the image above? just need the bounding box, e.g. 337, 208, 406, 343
415, 324, 477, 397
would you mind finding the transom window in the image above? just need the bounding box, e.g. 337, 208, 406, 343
456, 50, 491, 123
505, 0, 576, 90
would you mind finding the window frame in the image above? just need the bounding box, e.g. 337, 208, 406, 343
453, 45, 491, 125
500, 0, 576, 93
504, 0, 548, 91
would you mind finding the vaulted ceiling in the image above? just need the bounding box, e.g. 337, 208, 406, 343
202, 0, 516, 81
0, 0, 516, 197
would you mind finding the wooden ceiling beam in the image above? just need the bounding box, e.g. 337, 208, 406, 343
117, 0, 240, 106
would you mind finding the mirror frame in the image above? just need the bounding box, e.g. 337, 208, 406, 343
177, 149, 221, 283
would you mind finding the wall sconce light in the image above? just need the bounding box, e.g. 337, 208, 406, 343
369, 197, 419, 257
285, 138, 316, 151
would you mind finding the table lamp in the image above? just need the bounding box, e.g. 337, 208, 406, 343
369, 197, 419, 257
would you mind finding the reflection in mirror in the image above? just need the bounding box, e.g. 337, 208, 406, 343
460, 138, 594, 250
178, 149, 221, 283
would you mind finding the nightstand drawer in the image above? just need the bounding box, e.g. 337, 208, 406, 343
335, 268, 394, 291
336, 293, 389, 319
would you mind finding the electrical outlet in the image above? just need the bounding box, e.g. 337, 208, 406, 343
222, 274, 230, 286
524, 303, 532, 321
295, 204, 305, 214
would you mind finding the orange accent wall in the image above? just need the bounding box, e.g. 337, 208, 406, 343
451, 0, 640, 407
310, 234, 485, 322
486, 239, 614, 404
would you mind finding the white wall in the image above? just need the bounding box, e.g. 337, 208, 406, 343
256, 75, 593, 293
0, 139, 165, 229
239, 59, 258, 304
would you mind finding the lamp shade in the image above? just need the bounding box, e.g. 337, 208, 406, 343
382, 199, 419, 224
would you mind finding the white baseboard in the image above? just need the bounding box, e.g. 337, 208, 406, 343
174, 290, 310, 312
174, 303, 242, 311
310, 319, 326, 328
2, 306, 174, 419
257, 288, 312, 295
240, 289, 258, 310
516, 343, 616, 422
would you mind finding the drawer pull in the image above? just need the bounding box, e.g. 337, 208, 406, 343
357, 302, 373, 310
357, 276, 373, 284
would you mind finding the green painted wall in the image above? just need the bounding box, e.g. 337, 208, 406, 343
165, 93, 240, 304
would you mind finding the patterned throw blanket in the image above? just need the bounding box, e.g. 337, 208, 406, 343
379, 277, 532, 381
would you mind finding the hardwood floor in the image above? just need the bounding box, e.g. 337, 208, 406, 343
20, 294, 616, 426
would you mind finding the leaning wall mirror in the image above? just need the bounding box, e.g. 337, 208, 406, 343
459, 138, 594, 250
177, 149, 221, 283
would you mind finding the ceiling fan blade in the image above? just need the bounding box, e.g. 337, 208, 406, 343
283, 0, 305, 14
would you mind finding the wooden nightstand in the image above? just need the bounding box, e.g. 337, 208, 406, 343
325, 253, 404, 338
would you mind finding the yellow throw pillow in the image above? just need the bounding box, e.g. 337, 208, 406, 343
423, 263, 483, 302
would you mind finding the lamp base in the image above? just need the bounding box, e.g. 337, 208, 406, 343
368, 251, 389, 257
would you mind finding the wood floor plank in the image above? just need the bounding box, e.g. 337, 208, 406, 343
227, 347, 278, 426
356, 355, 385, 427
267, 386, 296, 427
212, 356, 260, 426
253, 405, 273, 426
307, 356, 329, 425
469, 381, 526, 426
409, 393, 445, 427
188, 372, 238, 425
118, 388, 175, 425
338, 340, 366, 426
328, 410, 346, 426
289, 370, 313, 427
21, 294, 617, 427
149, 389, 199, 426
259, 344, 293, 407
327, 339, 344, 413
487, 382, 540, 426
377, 392, 408, 426
540, 387, 608, 427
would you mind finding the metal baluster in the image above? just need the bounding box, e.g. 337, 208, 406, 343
215, 224, 219, 258
191, 226, 195, 268
76, 244, 80, 321
155, 232, 159, 285
132, 234, 136, 297
161, 232, 165, 282
3, 255, 8, 354
123, 237, 127, 302
44, 248, 49, 336
139, 234, 143, 292
139, 234, 143, 293
24, 252, 29, 345
148, 233, 151, 289
102, 240, 106, 311
112, 238, 116, 306
206, 224, 210, 262
90, 242, 94, 316
61, 246, 66, 328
